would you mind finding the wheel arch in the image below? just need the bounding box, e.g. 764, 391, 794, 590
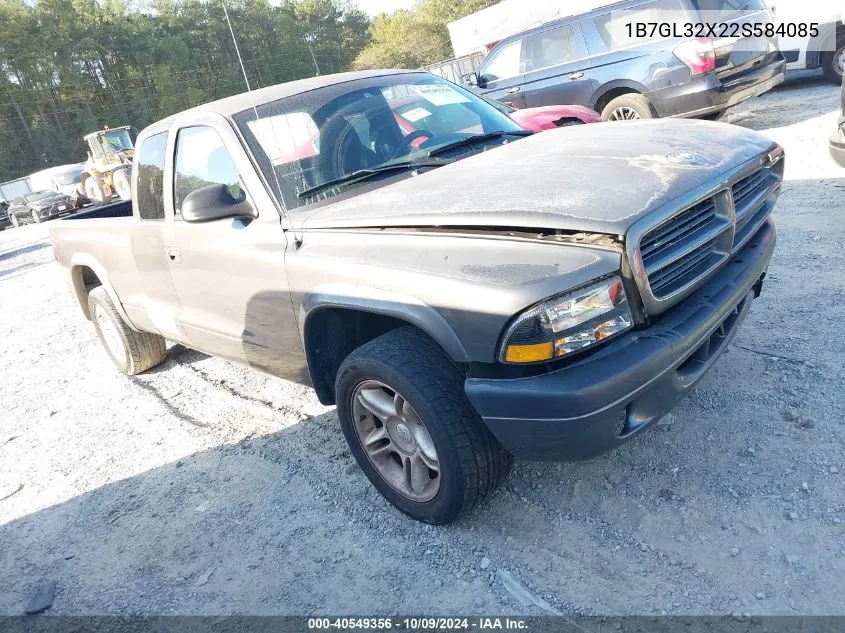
300, 294, 470, 405
69, 254, 133, 326
590, 81, 649, 114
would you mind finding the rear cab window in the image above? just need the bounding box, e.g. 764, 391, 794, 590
136, 132, 168, 221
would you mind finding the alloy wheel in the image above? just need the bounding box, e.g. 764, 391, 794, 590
351, 380, 440, 502
835, 45, 845, 77
608, 106, 641, 121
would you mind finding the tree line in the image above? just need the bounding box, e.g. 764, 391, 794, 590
0, 0, 500, 183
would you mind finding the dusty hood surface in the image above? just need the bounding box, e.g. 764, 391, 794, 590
297, 118, 776, 235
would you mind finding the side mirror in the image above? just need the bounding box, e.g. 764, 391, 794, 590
182, 183, 257, 223
465, 72, 480, 87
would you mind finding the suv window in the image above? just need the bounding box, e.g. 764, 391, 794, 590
693, 0, 766, 18
480, 39, 523, 83
527, 23, 587, 71
136, 131, 168, 221
173, 126, 241, 216
594, 0, 683, 48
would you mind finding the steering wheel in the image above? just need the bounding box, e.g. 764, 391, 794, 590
391, 129, 435, 159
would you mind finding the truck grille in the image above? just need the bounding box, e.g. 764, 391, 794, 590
732, 167, 779, 251
640, 196, 730, 299
631, 151, 783, 314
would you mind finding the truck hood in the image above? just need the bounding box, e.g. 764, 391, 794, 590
296, 119, 776, 236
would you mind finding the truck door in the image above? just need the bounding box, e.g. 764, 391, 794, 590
162, 115, 303, 381
118, 130, 186, 342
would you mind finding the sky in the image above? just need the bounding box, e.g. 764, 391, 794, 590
354, 0, 417, 17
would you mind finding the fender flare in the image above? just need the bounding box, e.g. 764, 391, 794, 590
299, 285, 471, 365
69, 253, 135, 327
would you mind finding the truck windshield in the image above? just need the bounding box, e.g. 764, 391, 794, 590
234, 73, 524, 210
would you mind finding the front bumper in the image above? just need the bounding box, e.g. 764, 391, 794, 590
464, 219, 776, 461
649, 57, 785, 118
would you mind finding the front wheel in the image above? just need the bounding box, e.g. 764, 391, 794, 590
822, 39, 845, 84
113, 167, 132, 201
601, 93, 656, 121
88, 286, 166, 375
30, 209, 41, 224
84, 176, 106, 204
335, 327, 512, 524
9, 214, 19, 228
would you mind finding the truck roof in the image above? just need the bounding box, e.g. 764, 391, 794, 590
142, 69, 415, 136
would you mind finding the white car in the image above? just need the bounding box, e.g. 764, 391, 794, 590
767, 0, 844, 82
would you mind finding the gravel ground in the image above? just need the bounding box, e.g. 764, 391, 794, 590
1, 72, 844, 617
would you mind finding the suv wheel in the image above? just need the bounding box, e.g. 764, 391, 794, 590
88, 286, 166, 374
335, 327, 512, 524
822, 39, 845, 84
601, 93, 655, 121
30, 209, 41, 224
10, 214, 19, 228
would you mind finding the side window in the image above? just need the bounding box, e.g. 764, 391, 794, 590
173, 126, 241, 216
479, 39, 523, 83
527, 24, 588, 71
595, 0, 683, 49
136, 132, 168, 221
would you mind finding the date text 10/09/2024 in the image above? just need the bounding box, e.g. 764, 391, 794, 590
625, 21, 819, 39
307, 618, 529, 630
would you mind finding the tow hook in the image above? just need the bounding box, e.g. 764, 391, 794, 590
752, 272, 766, 298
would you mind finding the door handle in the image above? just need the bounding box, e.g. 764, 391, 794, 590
507, 86, 521, 94
568, 72, 584, 80
168, 248, 182, 264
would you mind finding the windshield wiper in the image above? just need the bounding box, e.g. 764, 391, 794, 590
298, 160, 448, 200
425, 130, 533, 158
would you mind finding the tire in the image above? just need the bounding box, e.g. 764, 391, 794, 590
87, 286, 166, 375
84, 175, 106, 204
30, 209, 41, 224
113, 167, 132, 201
335, 326, 512, 524
10, 214, 19, 228
822, 39, 845, 84
601, 93, 656, 121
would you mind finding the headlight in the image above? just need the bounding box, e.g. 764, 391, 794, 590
500, 276, 633, 364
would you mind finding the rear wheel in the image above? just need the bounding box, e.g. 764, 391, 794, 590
601, 93, 656, 121
822, 39, 845, 84
88, 286, 166, 375
9, 214, 19, 228
335, 327, 512, 524
30, 209, 41, 224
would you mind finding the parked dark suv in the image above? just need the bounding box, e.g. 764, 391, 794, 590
466, 0, 786, 121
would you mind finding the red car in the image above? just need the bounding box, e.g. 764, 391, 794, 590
506, 104, 601, 131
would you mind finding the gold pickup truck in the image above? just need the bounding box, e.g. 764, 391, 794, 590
50, 70, 782, 523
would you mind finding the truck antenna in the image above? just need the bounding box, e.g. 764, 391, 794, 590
222, 3, 300, 245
